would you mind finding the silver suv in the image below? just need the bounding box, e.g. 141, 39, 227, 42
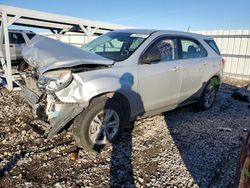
19, 29, 223, 151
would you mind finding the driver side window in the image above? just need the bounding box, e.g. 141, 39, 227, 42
144, 38, 177, 63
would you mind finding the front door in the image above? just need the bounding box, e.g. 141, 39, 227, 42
137, 37, 183, 113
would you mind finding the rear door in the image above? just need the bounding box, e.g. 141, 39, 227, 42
137, 36, 183, 113
178, 37, 208, 102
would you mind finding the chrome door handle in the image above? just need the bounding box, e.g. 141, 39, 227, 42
172, 66, 181, 72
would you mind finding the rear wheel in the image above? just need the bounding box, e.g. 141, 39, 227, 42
73, 96, 124, 152
197, 78, 218, 110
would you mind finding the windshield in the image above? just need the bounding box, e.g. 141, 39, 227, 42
82, 32, 149, 61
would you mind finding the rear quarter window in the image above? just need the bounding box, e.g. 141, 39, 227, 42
205, 40, 221, 55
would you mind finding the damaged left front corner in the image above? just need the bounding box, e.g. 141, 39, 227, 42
44, 94, 86, 138
20, 81, 86, 138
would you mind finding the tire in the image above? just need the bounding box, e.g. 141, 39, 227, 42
73, 96, 124, 152
197, 78, 218, 111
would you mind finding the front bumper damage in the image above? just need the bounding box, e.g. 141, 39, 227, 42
19, 82, 86, 139
18, 35, 112, 139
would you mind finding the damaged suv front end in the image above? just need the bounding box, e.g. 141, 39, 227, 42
18, 35, 114, 138
19, 74, 86, 138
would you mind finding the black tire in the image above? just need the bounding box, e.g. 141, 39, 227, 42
73, 96, 124, 152
197, 78, 218, 111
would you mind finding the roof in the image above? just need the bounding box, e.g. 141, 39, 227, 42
112, 29, 212, 39
113, 29, 157, 35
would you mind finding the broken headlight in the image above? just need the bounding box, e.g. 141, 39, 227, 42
38, 69, 73, 92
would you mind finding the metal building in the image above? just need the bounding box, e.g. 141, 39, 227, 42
194, 29, 250, 80
0, 4, 128, 90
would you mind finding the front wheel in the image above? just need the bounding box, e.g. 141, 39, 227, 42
197, 79, 218, 110
73, 96, 124, 152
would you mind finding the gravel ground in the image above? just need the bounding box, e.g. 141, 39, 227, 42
0, 80, 249, 188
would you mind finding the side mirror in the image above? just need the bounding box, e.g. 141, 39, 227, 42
140, 51, 161, 64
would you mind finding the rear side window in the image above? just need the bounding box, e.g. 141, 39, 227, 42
205, 40, 221, 55
27, 33, 36, 40
180, 38, 207, 59
10, 33, 25, 44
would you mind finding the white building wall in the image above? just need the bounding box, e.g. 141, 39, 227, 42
42, 32, 97, 47
194, 29, 250, 80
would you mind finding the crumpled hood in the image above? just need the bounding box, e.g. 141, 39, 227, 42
22, 35, 114, 74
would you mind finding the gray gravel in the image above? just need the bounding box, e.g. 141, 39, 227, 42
0, 81, 249, 188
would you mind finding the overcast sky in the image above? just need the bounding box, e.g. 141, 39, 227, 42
2, 0, 250, 31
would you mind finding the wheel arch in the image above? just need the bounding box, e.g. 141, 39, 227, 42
88, 91, 131, 126
210, 74, 221, 89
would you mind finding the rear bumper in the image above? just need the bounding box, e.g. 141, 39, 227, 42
19, 83, 86, 138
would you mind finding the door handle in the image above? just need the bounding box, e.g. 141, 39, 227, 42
172, 66, 181, 72
9, 44, 14, 47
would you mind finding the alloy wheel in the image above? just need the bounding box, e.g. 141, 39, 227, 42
89, 109, 120, 145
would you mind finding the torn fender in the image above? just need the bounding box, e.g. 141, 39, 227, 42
46, 101, 86, 139
41, 94, 87, 138
19, 81, 87, 138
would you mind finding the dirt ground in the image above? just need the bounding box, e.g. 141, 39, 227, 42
0, 79, 249, 188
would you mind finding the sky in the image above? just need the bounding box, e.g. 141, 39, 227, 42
1, 0, 250, 32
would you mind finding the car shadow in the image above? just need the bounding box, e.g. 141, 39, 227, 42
163, 83, 248, 187
94, 81, 247, 187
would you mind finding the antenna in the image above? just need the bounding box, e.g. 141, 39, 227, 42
187, 26, 191, 32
